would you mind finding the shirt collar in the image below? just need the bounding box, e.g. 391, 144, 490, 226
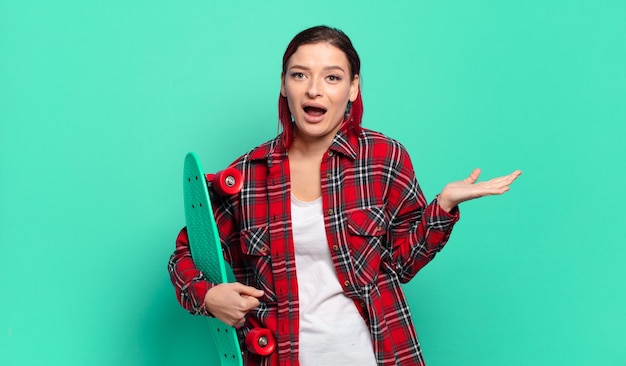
328, 124, 358, 160
247, 123, 359, 162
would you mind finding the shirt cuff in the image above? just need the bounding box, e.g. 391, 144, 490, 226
427, 196, 460, 231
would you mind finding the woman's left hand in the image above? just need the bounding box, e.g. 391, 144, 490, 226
438, 168, 522, 212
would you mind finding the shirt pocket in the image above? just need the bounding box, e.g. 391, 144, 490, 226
240, 225, 276, 302
346, 206, 388, 286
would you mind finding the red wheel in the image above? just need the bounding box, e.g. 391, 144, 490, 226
245, 328, 276, 356
206, 168, 243, 196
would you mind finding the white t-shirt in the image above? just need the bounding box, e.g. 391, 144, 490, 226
291, 194, 377, 366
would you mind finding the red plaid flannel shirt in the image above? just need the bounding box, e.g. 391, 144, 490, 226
169, 125, 460, 365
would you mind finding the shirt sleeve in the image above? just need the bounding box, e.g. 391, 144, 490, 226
167, 188, 241, 316
167, 227, 213, 316
385, 147, 460, 283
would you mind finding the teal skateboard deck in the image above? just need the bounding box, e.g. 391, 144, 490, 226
183, 152, 242, 365
183, 152, 276, 364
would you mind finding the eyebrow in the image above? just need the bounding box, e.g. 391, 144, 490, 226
289, 64, 347, 73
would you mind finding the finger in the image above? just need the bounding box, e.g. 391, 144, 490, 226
241, 295, 261, 311
510, 170, 522, 181
233, 283, 265, 298
483, 170, 522, 187
482, 177, 514, 189
502, 170, 522, 182
230, 316, 246, 327
495, 170, 522, 184
482, 180, 515, 196
464, 168, 481, 184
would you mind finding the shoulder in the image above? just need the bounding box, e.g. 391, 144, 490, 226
228, 134, 284, 169
356, 129, 419, 189
357, 128, 411, 160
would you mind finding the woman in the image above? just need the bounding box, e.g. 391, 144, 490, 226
169, 26, 521, 365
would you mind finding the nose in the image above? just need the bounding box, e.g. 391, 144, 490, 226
306, 78, 321, 98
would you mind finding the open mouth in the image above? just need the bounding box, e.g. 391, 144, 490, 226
303, 106, 327, 117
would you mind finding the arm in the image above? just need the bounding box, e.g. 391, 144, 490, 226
386, 151, 521, 282
167, 227, 212, 316
385, 155, 460, 282
167, 228, 263, 325
167, 184, 263, 325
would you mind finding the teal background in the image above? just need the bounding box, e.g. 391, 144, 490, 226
1, 0, 625, 365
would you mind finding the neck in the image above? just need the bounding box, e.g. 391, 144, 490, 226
289, 122, 344, 158
290, 135, 332, 158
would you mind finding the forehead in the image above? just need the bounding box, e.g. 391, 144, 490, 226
287, 42, 350, 70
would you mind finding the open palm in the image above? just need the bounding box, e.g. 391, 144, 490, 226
438, 168, 522, 212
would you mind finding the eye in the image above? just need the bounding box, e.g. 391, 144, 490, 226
327, 75, 342, 82
290, 72, 305, 80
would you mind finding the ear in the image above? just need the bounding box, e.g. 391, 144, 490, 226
349, 74, 360, 102
280, 73, 287, 97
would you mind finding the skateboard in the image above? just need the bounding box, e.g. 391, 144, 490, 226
183, 152, 275, 365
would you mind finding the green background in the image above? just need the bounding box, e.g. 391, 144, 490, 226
1, 0, 625, 365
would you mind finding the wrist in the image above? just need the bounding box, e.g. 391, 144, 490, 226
437, 194, 456, 213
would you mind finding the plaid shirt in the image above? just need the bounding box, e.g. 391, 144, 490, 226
169, 125, 460, 365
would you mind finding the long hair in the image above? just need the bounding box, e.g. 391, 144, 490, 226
278, 26, 363, 148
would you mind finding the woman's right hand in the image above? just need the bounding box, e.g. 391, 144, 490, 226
204, 282, 264, 326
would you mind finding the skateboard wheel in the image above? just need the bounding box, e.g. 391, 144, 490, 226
206, 168, 243, 196
245, 328, 276, 356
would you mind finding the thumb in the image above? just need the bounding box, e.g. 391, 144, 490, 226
464, 168, 481, 184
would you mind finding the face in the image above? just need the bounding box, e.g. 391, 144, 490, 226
281, 42, 360, 145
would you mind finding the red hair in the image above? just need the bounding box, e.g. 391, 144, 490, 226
278, 26, 363, 148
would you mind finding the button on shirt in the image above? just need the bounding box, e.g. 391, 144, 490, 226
169, 125, 460, 366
